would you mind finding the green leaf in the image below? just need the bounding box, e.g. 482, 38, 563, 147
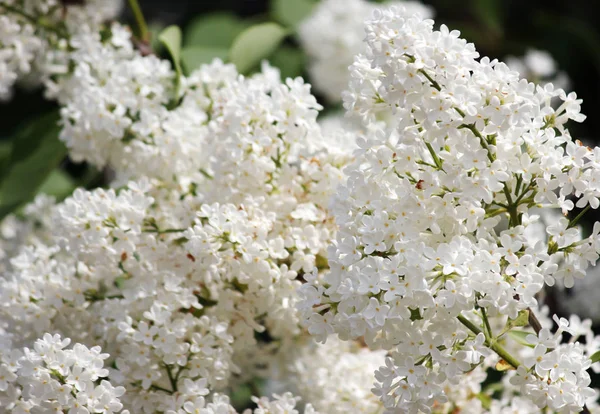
270, 46, 305, 79
185, 12, 247, 48
508, 309, 529, 328
230, 22, 288, 74
114, 275, 129, 290
272, 0, 316, 29
0, 141, 12, 179
38, 169, 76, 199
230, 383, 253, 410
181, 46, 229, 74
591, 350, 600, 364
148, 22, 166, 54
158, 25, 183, 93
0, 112, 66, 219
507, 330, 535, 348
476, 392, 492, 409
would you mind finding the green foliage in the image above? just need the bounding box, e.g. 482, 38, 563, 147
271, 0, 315, 29
158, 25, 183, 93
476, 392, 493, 408
230, 383, 253, 410
270, 45, 305, 79
182, 12, 304, 77
38, 169, 76, 199
181, 46, 229, 74
230, 22, 288, 74
0, 112, 67, 219
0, 142, 12, 179
148, 21, 166, 54
507, 309, 529, 329
185, 12, 247, 48
181, 12, 252, 73
507, 330, 535, 348
592, 350, 600, 364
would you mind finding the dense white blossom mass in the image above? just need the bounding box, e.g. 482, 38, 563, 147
0, 0, 123, 100
0, 57, 345, 412
2, 1, 600, 413
299, 6, 600, 413
299, 0, 433, 102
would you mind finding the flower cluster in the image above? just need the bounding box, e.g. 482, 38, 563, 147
0, 0, 123, 100
0, 15, 352, 409
0, 333, 126, 413
57, 24, 181, 178
299, 7, 600, 413
3, 1, 600, 413
506, 48, 600, 323
299, 0, 433, 102
269, 336, 386, 413
511, 335, 594, 411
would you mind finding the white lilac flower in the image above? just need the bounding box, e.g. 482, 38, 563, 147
0, 0, 123, 100
1, 40, 354, 411
2, 1, 600, 413
299, 6, 599, 413
0, 333, 126, 413
268, 337, 386, 413
299, 0, 433, 102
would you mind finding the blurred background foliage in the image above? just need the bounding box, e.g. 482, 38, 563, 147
1, 0, 599, 227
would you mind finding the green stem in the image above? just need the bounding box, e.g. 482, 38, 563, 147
480, 306, 493, 341
200, 169, 214, 180
160, 228, 188, 234
143, 228, 187, 235
502, 185, 513, 205
418, 69, 441, 91
457, 314, 483, 337
84, 292, 125, 302
425, 142, 444, 171
514, 175, 523, 197
150, 384, 173, 394
514, 182, 534, 205
417, 160, 440, 170
491, 201, 509, 209
485, 208, 508, 219
164, 364, 178, 392
127, 0, 149, 42
502, 185, 520, 226
568, 205, 591, 229
460, 124, 495, 162
457, 314, 521, 369
1, 3, 37, 24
